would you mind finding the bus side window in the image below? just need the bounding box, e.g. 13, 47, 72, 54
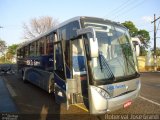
58, 21, 80, 41
18, 48, 24, 58
24, 45, 29, 57
17, 49, 21, 58
36, 40, 40, 56
20, 48, 23, 58
46, 36, 50, 54
46, 35, 53, 55
49, 34, 54, 54
55, 45, 63, 70
40, 38, 45, 55
30, 42, 36, 56
69, 21, 80, 39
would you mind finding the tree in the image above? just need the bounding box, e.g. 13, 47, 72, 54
23, 16, 59, 39
140, 46, 148, 56
6, 44, 19, 61
122, 21, 150, 49
138, 29, 150, 49
151, 47, 160, 56
122, 21, 138, 37
0, 39, 6, 55
122, 21, 150, 56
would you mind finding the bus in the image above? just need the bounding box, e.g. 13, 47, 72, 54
17, 16, 141, 114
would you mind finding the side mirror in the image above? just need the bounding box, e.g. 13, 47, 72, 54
135, 45, 140, 56
77, 28, 98, 58
89, 38, 98, 58
77, 27, 95, 37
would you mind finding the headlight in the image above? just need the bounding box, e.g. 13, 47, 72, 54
95, 87, 110, 99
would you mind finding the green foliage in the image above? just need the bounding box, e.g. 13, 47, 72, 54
138, 30, 150, 49
7, 44, 19, 55
122, 21, 150, 55
6, 44, 19, 61
0, 39, 6, 55
0, 43, 19, 63
122, 21, 138, 37
0, 55, 5, 63
140, 46, 147, 56
151, 47, 160, 56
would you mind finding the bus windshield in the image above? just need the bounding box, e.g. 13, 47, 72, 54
84, 22, 139, 83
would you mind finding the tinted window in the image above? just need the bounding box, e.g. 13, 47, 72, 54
46, 36, 50, 54
19, 48, 24, 58
36, 40, 40, 56
49, 34, 54, 54
46, 34, 54, 54
24, 46, 29, 57
30, 42, 36, 56
17, 49, 21, 58
55, 43, 64, 71
58, 21, 80, 40
58, 26, 67, 40
69, 21, 80, 39
40, 38, 45, 55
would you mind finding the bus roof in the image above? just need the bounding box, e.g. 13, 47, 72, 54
17, 16, 124, 50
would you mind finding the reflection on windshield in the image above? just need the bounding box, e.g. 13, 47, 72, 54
85, 22, 138, 81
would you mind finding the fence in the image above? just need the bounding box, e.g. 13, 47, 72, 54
137, 56, 160, 72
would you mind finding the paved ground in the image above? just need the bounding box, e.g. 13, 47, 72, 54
140, 72, 160, 104
0, 69, 160, 120
0, 78, 17, 112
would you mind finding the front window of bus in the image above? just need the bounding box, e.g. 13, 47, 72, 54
84, 22, 138, 83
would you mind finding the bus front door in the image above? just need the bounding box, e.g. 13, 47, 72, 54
66, 38, 89, 110
53, 39, 89, 111
53, 41, 67, 104
53, 40, 83, 108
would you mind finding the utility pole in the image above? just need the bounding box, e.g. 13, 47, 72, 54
151, 14, 160, 71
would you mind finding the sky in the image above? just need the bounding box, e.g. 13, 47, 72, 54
0, 0, 160, 49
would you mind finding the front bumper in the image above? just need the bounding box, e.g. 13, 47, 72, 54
107, 88, 140, 112
90, 86, 140, 115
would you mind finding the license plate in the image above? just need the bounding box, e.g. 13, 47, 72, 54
124, 101, 132, 108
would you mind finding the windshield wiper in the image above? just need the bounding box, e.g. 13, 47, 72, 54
98, 51, 115, 80
121, 43, 137, 73
116, 34, 137, 74
99, 52, 103, 71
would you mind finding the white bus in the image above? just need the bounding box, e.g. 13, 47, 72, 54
17, 16, 141, 114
